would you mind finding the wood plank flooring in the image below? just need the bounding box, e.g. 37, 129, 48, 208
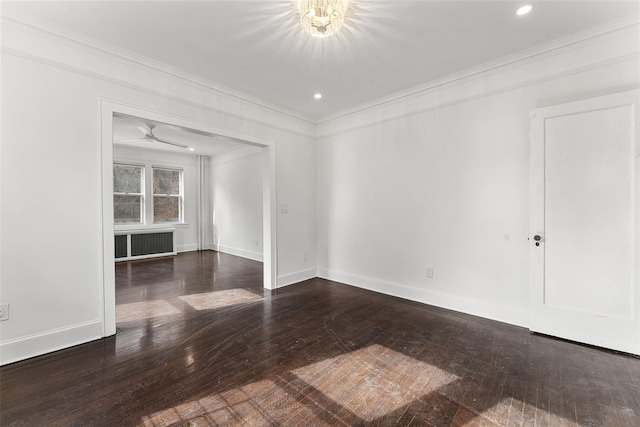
2, 251, 639, 426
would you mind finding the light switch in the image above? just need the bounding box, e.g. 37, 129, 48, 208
281, 204, 289, 214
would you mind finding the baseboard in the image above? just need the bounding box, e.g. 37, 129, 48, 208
214, 244, 263, 262
317, 267, 528, 328
0, 320, 103, 366
277, 267, 317, 288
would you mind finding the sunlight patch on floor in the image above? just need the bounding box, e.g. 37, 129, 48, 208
178, 288, 263, 311
139, 390, 245, 426
291, 343, 459, 422
138, 378, 323, 426
139, 344, 460, 426
480, 397, 580, 427
116, 300, 181, 323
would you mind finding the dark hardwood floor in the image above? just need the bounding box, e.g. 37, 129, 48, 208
2, 251, 639, 426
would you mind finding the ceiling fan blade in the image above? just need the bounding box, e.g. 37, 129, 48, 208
153, 136, 189, 149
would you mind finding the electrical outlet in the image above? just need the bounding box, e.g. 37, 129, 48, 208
425, 267, 434, 278
255, 240, 259, 248
304, 252, 309, 262
0, 304, 9, 321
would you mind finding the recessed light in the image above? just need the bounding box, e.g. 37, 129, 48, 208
188, 147, 195, 151
516, 4, 533, 16
314, 93, 322, 100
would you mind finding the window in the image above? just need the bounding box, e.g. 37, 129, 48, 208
153, 167, 183, 223
113, 162, 184, 225
113, 164, 144, 224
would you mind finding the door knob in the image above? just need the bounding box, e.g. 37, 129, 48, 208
534, 235, 542, 241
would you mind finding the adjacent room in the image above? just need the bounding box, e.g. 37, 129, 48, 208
111, 112, 266, 265
1, 1, 639, 425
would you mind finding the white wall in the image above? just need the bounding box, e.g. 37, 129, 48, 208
0, 14, 317, 364
205, 143, 318, 288
2, 9, 636, 366
209, 147, 264, 261
316, 22, 640, 327
114, 145, 200, 253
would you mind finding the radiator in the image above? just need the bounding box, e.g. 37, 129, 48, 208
115, 228, 176, 261
115, 235, 128, 258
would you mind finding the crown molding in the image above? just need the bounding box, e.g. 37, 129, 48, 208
317, 14, 640, 125
316, 53, 640, 139
1, 8, 316, 126
3, 45, 316, 141
2, 8, 638, 128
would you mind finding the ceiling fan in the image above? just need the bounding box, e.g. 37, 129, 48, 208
117, 123, 190, 149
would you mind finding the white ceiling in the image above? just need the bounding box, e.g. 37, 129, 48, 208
4, 1, 639, 123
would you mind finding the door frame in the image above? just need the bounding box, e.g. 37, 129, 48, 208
529, 90, 640, 354
100, 99, 278, 337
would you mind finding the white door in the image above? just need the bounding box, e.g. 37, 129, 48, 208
530, 90, 640, 355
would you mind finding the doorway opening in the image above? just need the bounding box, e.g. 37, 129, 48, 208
101, 100, 277, 337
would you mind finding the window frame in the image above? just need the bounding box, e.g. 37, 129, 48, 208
113, 162, 145, 224
152, 166, 184, 224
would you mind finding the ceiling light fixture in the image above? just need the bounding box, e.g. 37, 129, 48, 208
516, 4, 533, 16
314, 93, 323, 99
188, 147, 195, 151
299, 0, 348, 38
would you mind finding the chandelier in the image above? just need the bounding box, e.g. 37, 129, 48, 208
298, 0, 348, 38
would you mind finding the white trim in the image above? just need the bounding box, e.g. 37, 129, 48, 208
1, 9, 313, 125
151, 165, 183, 172
0, 48, 315, 141
114, 227, 176, 235
319, 53, 639, 139
115, 223, 188, 232
3, 8, 636, 127
115, 253, 175, 263
317, 16, 640, 124
317, 267, 528, 328
214, 244, 263, 262
113, 160, 145, 168
277, 268, 317, 288
101, 100, 278, 337
197, 155, 206, 251
0, 321, 102, 366
263, 144, 278, 290
100, 104, 115, 337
